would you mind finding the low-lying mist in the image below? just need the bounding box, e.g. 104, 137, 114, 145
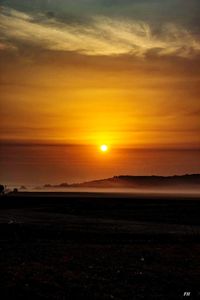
8, 186, 199, 199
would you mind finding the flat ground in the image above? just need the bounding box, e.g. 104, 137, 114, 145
0, 192, 200, 299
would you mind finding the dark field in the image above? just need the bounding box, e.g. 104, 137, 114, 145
0, 193, 200, 299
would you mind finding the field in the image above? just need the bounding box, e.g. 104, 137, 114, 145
0, 192, 200, 299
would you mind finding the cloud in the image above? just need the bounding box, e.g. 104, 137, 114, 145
0, 6, 200, 58
0, 41, 15, 50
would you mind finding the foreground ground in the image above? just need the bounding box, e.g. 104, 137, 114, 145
0, 192, 200, 299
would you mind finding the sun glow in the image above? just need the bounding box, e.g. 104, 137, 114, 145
100, 145, 108, 152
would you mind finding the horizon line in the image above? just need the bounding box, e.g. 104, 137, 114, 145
0, 140, 199, 151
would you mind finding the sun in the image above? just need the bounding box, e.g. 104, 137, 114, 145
100, 144, 108, 152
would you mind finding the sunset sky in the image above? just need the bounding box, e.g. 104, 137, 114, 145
0, 0, 200, 185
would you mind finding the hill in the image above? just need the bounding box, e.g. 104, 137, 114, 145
44, 174, 200, 189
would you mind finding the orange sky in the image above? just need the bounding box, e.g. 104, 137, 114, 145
0, 3, 200, 184
1, 51, 200, 149
1, 3, 200, 150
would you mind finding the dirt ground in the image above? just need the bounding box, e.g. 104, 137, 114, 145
0, 193, 200, 299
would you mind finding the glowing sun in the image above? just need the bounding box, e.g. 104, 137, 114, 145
100, 145, 108, 152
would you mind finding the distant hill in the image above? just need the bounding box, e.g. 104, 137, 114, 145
44, 174, 200, 189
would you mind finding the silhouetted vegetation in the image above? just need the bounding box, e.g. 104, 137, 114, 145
13, 188, 18, 194
0, 184, 5, 195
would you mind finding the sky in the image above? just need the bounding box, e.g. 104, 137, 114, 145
0, 0, 200, 185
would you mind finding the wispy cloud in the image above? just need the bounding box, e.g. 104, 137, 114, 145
0, 6, 200, 58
